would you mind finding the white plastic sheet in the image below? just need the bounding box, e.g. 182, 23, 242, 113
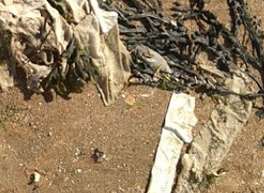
147, 93, 197, 193
174, 72, 254, 193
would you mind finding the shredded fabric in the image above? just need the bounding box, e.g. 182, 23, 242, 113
0, 0, 131, 105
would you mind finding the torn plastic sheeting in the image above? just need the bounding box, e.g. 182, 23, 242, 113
0, 63, 14, 92
174, 72, 254, 193
0, 0, 131, 105
147, 93, 197, 193
89, 0, 118, 34
134, 45, 172, 74
165, 93, 198, 144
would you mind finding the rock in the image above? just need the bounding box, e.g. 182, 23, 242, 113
76, 169, 82, 174
29, 171, 41, 184
124, 95, 136, 106
91, 148, 106, 163
47, 131, 53, 137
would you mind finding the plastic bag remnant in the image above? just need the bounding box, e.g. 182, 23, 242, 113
174, 72, 254, 193
147, 93, 197, 193
134, 45, 172, 75
0, 63, 14, 91
0, 0, 131, 105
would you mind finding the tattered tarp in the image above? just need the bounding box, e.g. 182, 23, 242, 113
174, 71, 254, 193
146, 71, 255, 193
0, 0, 131, 105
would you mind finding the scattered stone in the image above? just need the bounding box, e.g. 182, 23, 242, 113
118, 186, 125, 192
256, 109, 264, 119
76, 169, 82, 174
259, 136, 264, 147
124, 95, 136, 106
75, 148, 81, 157
140, 93, 151, 98
91, 148, 106, 163
28, 171, 41, 185
47, 131, 53, 137
253, 97, 263, 109
261, 170, 264, 178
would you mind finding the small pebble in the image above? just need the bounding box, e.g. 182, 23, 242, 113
124, 95, 136, 106
33, 172, 41, 182
29, 171, 41, 184
76, 169, 82, 174
260, 137, 264, 147
256, 109, 264, 119
261, 170, 264, 178
91, 148, 106, 163
47, 131, 53, 137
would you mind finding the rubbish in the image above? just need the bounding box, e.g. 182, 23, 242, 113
174, 72, 254, 193
0, 0, 263, 105
0, 0, 131, 105
147, 93, 197, 193
0, 1, 263, 192
0, 63, 14, 91
89, 0, 118, 33
134, 45, 172, 75
101, 0, 264, 99
165, 93, 197, 143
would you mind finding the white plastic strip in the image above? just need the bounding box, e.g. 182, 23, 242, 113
89, 0, 118, 34
147, 93, 197, 193
165, 93, 197, 144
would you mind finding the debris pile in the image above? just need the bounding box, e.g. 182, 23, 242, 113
0, 1, 263, 193
0, 0, 264, 104
174, 71, 253, 193
0, 0, 263, 104
0, 0, 130, 105
98, 0, 262, 192
101, 0, 263, 99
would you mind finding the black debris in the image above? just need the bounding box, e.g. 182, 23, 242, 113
101, 0, 264, 100
91, 148, 106, 163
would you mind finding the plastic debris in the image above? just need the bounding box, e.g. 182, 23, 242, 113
0, 63, 14, 91
0, 0, 131, 105
165, 93, 197, 143
134, 45, 172, 75
174, 72, 254, 193
147, 93, 197, 193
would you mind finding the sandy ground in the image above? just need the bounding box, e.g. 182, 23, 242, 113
0, 84, 170, 193
1, 1, 264, 193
